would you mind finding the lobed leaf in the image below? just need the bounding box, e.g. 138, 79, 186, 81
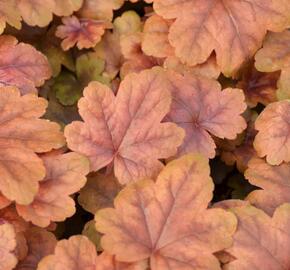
95, 154, 237, 270
65, 68, 185, 184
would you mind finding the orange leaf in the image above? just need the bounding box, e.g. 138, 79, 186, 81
154, 0, 290, 76
0, 87, 65, 204
53, 0, 83, 16
56, 16, 109, 51
224, 203, 290, 269
65, 68, 185, 184
16, 153, 90, 227
0, 35, 52, 94
245, 158, 290, 215
254, 100, 290, 165
95, 154, 237, 269
37, 235, 146, 270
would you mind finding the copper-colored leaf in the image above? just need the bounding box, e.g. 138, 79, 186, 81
245, 158, 290, 215
37, 235, 145, 270
16, 153, 90, 227
56, 16, 108, 51
254, 100, 290, 165
154, 0, 290, 76
255, 30, 290, 101
0, 35, 52, 94
78, 173, 121, 214
0, 87, 65, 205
15, 227, 57, 270
0, 222, 17, 270
65, 68, 185, 184
166, 71, 247, 158
224, 203, 290, 269
0, 0, 21, 34
95, 154, 237, 269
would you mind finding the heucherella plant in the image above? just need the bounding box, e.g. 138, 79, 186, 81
0, 1, 289, 270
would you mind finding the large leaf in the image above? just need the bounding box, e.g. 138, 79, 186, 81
65, 68, 184, 184
154, 0, 290, 76
95, 154, 237, 270
0, 87, 65, 204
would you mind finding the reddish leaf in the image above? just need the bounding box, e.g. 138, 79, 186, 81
165, 71, 247, 158
56, 16, 109, 51
16, 153, 90, 227
95, 154, 237, 269
0, 35, 52, 94
15, 227, 57, 270
0, 192, 11, 209
154, 0, 290, 76
245, 158, 290, 215
254, 100, 290, 165
224, 203, 290, 270
65, 68, 185, 184
0, 222, 17, 270
0, 87, 65, 204
78, 173, 122, 214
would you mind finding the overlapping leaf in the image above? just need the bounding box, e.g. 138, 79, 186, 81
37, 235, 147, 270
95, 154, 237, 269
0, 35, 52, 94
223, 203, 290, 269
245, 158, 290, 215
65, 68, 185, 184
253, 100, 290, 165
0, 87, 65, 205
255, 30, 290, 100
165, 71, 247, 158
154, 0, 290, 76
16, 153, 89, 227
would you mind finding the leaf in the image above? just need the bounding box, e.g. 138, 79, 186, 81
255, 30, 290, 101
164, 55, 220, 79
245, 157, 290, 215
56, 16, 108, 51
237, 64, 279, 108
113, 11, 142, 36
142, 14, 174, 58
53, 71, 82, 106
0, 35, 52, 94
0, 0, 21, 34
165, 71, 247, 158
65, 68, 185, 184
78, 173, 122, 214
154, 0, 290, 76
95, 154, 237, 270
0, 222, 17, 270
253, 100, 290, 165
16, 153, 90, 227
0, 192, 11, 209
17, 0, 55, 27
53, 0, 84, 16
77, 0, 124, 21
37, 235, 146, 270
76, 52, 111, 87
15, 227, 57, 270
0, 87, 65, 204
82, 220, 103, 251
223, 203, 290, 270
